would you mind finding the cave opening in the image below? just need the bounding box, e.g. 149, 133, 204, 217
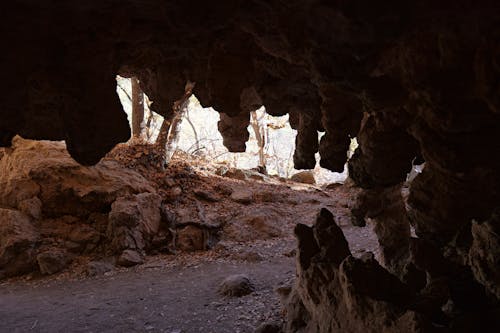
1, 1, 499, 332
115, 75, 353, 185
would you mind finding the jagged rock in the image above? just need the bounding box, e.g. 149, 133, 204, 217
218, 113, 250, 152
117, 249, 143, 267
469, 211, 500, 299
218, 274, 255, 297
0, 208, 39, 278
351, 185, 411, 277
107, 192, 162, 253
37, 248, 72, 275
290, 171, 315, 185
230, 188, 254, 204
286, 208, 425, 333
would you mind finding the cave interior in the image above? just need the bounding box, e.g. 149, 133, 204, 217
1, 1, 499, 332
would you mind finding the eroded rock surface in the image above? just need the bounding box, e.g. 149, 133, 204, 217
285, 208, 424, 333
0, 208, 39, 278
0, 137, 162, 275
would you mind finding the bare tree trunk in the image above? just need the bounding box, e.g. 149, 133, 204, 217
250, 110, 267, 171
184, 108, 200, 153
155, 81, 195, 167
131, 77, 144, 140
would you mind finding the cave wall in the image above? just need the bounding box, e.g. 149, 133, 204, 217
1, 0, 499, 331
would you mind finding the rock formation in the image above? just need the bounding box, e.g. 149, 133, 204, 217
0, 1, 499, 331
0, 137, 170, 277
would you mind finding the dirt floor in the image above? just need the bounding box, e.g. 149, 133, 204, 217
0, 146, 379, 333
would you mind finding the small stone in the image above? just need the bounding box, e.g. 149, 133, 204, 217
230, 189, 254, 204
171, 187, 183, 197
87, 260, 114, 276
218, 274, 255, 297
37, 249, 72, 275
224, 168, 247, 180
117, 249, 143, 267
290, 171, 315, 184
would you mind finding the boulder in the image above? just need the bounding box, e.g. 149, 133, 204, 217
176, 225, 207, 252
230, 188, 254, 204
290, 171, 315, 185
37, 248, 72, 275
222, 168, 247, 180
0, 208, 39, 278
107, 192, 162, 253
117, 249, 144, 267
218, 274, 255, 297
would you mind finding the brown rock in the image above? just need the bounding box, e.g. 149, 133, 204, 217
214, 184, 233, 196
176, 225, 207, 252
0, 138, 155, 218
0, 208, 39, 278
286, 208, 422, 333
230, 188, 254, 204
117, 249, 143, 267
107, 193, 162, 254
223, 208, 282, 242
194, 189, 219, 202
17, 197, 42, 219
37, 248, 72, 275
224, 168, 247, 181
218, 274, 255, 297
290, 171, 315, 185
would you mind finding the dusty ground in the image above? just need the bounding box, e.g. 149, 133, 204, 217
0, 145, 379, 333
